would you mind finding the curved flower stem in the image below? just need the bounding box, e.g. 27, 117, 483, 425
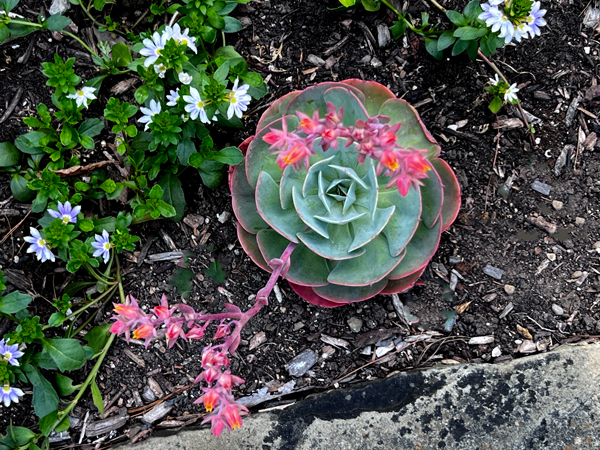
476, 50, 534, 144
62, 30, 99, 58
421, 0, 534, 143
84, 262, 115, 285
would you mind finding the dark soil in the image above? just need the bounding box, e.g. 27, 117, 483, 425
1, 0, 599, 447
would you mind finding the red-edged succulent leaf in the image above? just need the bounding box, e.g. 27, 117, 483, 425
387, 218, 442, 280
432, 158, 461, 231
288, 282, 345, 308
378, 99, 441, 159
341, 79, 396, 117
256, 91, 301, 132
381, 267, 426, 295
231, 161, 268, 234
312, 278, 388, 303
237, 224, 270, 273
420, 163, 443, 228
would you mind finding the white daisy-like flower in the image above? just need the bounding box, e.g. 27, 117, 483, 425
166, 88, 180, 106
489, 74, 501, 86
513, 21, 532, 42
154, 63, 168, 78
67, 86, 97, 109
504, 83, 519, 103
139, 31, 166, 67
226, 78, 252, 119
178, 72, 193, 85
138, 99, 162, 131
183, 87, 210, 123
173, 25, 198, 54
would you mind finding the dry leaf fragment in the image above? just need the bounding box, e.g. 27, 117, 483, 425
53, 160, 117, 177
456, 301, 472, 314
516, 324, 533, 340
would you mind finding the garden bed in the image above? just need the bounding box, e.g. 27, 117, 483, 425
0, 0, 599, 447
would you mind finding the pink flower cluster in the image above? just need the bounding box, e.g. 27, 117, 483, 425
110, 294, 250, 435
263, 103, 432, 196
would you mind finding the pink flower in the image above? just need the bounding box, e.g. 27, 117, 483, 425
263, 119, 290, 149
214, 322, 232, 339
186, 326, 205, 340
218, 371, 244, 390
325, 102, 343, 127
222, 404, 246, 430
210, 417, 225, 436
153, 294, 174, 320
273, 139, 314, 170
109, 320, 127, 335
198, 387, 220, 412
296, 110, 322, 135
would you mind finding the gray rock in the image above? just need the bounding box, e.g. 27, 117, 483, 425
552, 304, 564, 316
49, 0, 70, 15
126, 344, 600, 450
377, 23, 391, 47
531, 180, 552, 195
141, 385, 157, 402
483, 265, 504, 280
347, 316, 362, 333
285, 349, 318, 377
307, 54, 326, 66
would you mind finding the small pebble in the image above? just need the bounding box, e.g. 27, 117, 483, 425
531, 180, 552, 195
575, 217, 585, 226
571, 270, 583, 278
307, 54, 326, 66
285, 349, 318, 377
491, 346, 502, 358
547, 253, 556, 261
504, 284, 515, 295
483, 265, 503, 280
293, 322, 305, 331
551, 304, 564, 316
468, 336, 495, 345
518, 340, 537, 354
347, 317, 363, 333
217, 211, 230, 224
449, 256, 463, 264
371, 57, 382, 68
361, 346, 372, 356
552, 200, 563, 210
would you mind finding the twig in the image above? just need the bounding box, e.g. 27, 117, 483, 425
0, 209, 30, 245
0, 87, 24, 124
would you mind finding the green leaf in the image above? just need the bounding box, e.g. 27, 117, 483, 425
39, 411, 58, 437
24, 366, 59, 418
79, 218, 94, 232
437, 30, 456, 51
451, 38, 471, 56
43, 338, 87, 371
99, 179, 116, 193
78, 118, 104, 137
1, 0, 19, 12
212, 146, 243, 165
361, 0, 380, 11
63, 281, 96, 298
91, 379, 104, 415
0, 290, 32, 314
214, 60, 230, 82
446, 10, 467, 26
489, 96, 503, 113
60, 126, 72, 146
135, 84, 149, 104
45, 14, 71, 31
0, 24, 9, 44
464, 0, 483, 22
466, 38, 479, 60
55, 373, 79, 396
93, 0, 106, 9
84, 323, 111, 354
222, 16, 243, 33
47, 312, 66, 327
390, 20, 406, 40
158, 173, 185, 222
453, 26, 487, 40
204, 260, 227, 283
80, 135, 94, 149
7, 425, 35, 446
198, 160, 224, 188
188, 152, 204, 168
176, 138, 195, 166
111, 43, 132, 67
425, 38, 443, 60
11, 174, 35, 202
0, 142, 19, 167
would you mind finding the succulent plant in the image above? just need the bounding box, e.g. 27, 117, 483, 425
230, 80, 460, 307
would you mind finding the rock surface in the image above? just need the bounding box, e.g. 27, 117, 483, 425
124, 344, 600, 449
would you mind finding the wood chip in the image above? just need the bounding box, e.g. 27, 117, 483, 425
85, 412, 129, 437
468, 336, 495, 345
516, 324, 533, 340
323, 35, 350, 56
493, 118, 523, 129
141, 401, 174, 424
320, 334, 349, 349
249, 331, 267, 350
527, 216, 557, 234
123, 349, 145, 367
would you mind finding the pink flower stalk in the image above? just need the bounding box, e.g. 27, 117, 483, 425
263, 103, 431, 197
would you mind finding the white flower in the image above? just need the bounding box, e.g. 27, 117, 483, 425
1, 384, 24, 407
504, 83, 519, 103
526, 1, 547, 37
165, 24, 198, 54
166, 88, 180, 106
183, 87, 210, 123
139, 31, 166, 67
138, 99, 161, 131
67, 86, 96, 109
484, 9, 515, 43
489, 74, 501, 86
154, 63, 168, 78
226, 78, 252, 119
179, 72, 193, 85
513, 21, 532, 42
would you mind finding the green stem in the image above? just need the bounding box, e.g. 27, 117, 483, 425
84, 262, 115, 285
62, 30, 99, 57
8, 19, 42, 28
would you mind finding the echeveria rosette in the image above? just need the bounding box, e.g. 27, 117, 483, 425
230, 80, 461, 307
